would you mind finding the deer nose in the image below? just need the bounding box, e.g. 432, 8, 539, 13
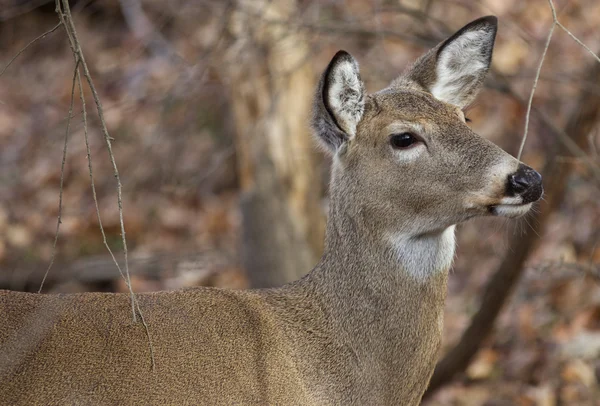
507, 164, 543, 203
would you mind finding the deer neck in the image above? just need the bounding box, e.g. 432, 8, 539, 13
314, 185, 456, 290
302, 189, 455, 394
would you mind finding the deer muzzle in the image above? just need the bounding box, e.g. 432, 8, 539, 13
506, 163, 543, 204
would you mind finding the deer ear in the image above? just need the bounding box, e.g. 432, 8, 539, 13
312, 51, 365, 153
401, 16, 497, 108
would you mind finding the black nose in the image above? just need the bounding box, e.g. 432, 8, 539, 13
507, 164, 543, 203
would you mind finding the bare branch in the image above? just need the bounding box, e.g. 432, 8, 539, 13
518, 24, 555, 161
556, 23, 600, 64
54, 0, 155, 370
38, 60, 79, 293
489, 70, 600, 184
518, 0, 600, 161
56, 0, 137, 321
0, 22, 62, 78
76, 68, 128, 284
77, 64, 155, 370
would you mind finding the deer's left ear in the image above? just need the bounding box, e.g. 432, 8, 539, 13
312, 51, 365, 153
401, 16, 497, 108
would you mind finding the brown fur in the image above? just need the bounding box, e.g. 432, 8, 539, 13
0, 16, 540, 405
1, 246, 445, 405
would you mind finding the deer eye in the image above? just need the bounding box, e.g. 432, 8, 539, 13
390, 133, 418, 149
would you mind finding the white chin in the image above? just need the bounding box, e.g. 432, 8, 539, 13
491, 203, 533, 218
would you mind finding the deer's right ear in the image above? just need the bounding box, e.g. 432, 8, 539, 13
312, 51, 365, 153
398, 16, 497, 109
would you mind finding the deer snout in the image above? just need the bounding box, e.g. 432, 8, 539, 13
506, 164, 544, 204
484, 163, 543, 218
506, 164, 543, 204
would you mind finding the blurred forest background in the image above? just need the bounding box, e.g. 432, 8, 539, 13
1, 0, 599, 404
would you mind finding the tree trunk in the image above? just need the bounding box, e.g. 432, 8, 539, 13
225, 0, 324, 287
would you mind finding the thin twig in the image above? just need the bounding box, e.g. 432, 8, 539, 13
76, 66, 155, 368
76, 68, 126, 282
518, 0, 600, 160
556, 21, 600, 64
71, 54, 131, 296
58, 0, 137, 321
518, 19, 555, 160
0, 22, 62, 77
135, 302, 156, 371
38, 60, 79, 293
56, 0, 155, 370
490, 69, 600, 184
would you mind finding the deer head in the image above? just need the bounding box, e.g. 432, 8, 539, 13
312, 17, 542, 267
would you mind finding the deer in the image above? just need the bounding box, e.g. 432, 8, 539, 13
0, 16, 542, 405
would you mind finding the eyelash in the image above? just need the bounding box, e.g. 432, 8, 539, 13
465, 117, 472, 123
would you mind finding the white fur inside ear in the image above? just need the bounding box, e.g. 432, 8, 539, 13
328, 59, 364, 137
431, 28, 492, 107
